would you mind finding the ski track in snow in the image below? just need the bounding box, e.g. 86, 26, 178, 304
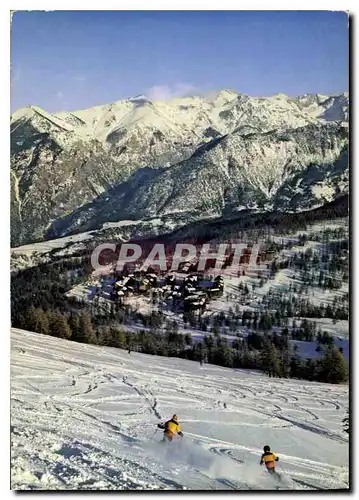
11, 328, 349, 491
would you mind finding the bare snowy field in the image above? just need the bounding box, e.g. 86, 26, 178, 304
11, 329, 349, 491
11, 231, 95, 255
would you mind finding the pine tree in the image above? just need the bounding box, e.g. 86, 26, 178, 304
204, 335, 214, 358
259, 313, 272, 332
25, 307, 49, 335
72, 312, 97, 344
290, 353, 302, 379
118, 330, 127, 348
26, 307, 50, 335
262, 343, 281, 378
97, 326, 112, 346
280, 346, 291, 378
216, 345, 233, 367
319, 348, 348, 384
36, 309, 50, 335
69, 314, 80, 340
48, 311, 71, 339
126, 332, 134, 351
303, 358, 317, 381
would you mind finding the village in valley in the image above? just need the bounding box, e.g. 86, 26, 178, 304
63, 219, 349, 360
65, 239, 265, 318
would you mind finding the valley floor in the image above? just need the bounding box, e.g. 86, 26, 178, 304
11, 328, 349, 491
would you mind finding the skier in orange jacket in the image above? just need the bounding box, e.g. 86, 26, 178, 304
157, 414, 183, 442
260, 445, 279, 475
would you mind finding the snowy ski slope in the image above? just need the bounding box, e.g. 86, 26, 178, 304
11, 328, 349, 491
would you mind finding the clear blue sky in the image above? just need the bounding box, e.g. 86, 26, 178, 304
11, 10, 349, 112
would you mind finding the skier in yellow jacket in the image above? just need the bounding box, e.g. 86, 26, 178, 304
260, 445, 279, 475
157, 414, 183, 442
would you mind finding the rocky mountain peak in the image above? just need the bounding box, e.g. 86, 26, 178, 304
11, 90, 349, 247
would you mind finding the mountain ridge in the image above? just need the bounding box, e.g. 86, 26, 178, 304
11, 90, 349, 246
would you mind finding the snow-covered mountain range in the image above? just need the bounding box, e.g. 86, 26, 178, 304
11, 90, 349, 246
